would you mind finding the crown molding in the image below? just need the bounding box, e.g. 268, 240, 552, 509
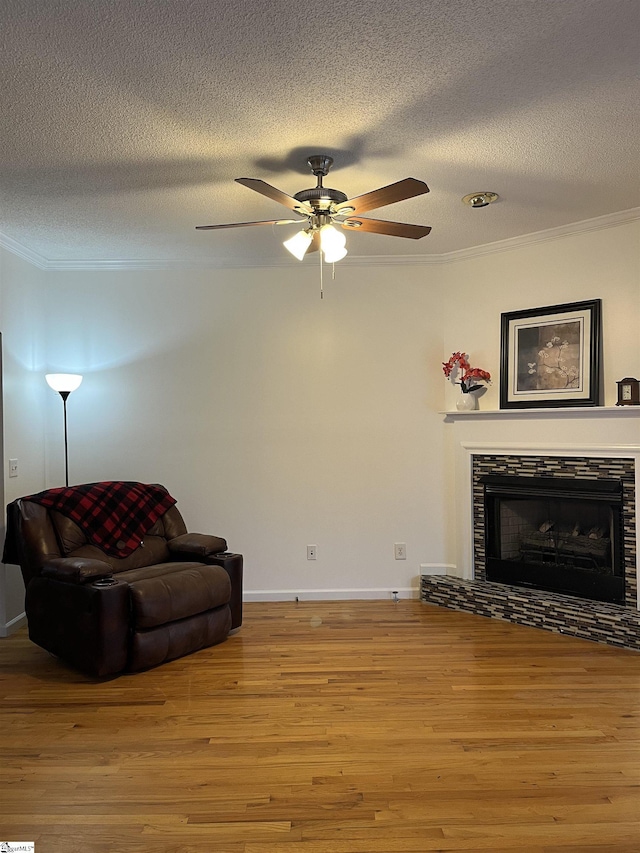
2, 207, 638, 272
437, 207, 640, 264
39, 253, 444, 271
0, 232, 49, 269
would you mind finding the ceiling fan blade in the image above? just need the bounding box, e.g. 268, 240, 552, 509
235, 178, 312, 214
196, 219, 301, 230
340, 218, 431, 239
335, 178, 429, 215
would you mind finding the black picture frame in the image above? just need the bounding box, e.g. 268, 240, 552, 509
500, 299, 602, 409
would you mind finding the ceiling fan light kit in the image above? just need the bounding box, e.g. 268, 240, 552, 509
196, 154, 432, 268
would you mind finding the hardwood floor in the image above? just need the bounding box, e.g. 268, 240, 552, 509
2, 600, 640, 852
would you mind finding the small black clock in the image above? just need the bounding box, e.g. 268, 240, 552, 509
616, 377, 640, 406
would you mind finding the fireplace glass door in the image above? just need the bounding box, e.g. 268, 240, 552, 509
481, 475, 624, 604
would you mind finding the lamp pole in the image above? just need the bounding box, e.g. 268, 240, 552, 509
45, 374, 83, 488
59, 390, 71, 487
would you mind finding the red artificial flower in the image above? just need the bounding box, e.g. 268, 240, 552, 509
442, 352, 491, 392
462, 367, 491, 382
442, 351, 470, 378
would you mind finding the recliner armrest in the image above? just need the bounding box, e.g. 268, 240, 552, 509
41, 557, 113, 584
167, 533, 228, 559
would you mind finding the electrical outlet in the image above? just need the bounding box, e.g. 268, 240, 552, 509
394, 542, 406, 560
307, 545, 317, 560
9, 458, 18, 478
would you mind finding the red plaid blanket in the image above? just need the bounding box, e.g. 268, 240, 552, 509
24, 481, 177, 558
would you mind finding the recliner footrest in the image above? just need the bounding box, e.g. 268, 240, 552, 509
128, 606, 232, 672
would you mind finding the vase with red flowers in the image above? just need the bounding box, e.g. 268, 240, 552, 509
442, 352, 491, 411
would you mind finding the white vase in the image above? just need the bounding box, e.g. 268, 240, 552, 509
456, 391, 477, 411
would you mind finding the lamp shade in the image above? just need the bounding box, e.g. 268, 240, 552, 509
283, 229, 313, 261
320, 225, 347, 263
45, 373, 83, 393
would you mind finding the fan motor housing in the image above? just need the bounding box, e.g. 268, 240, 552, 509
294, 186, 348, 212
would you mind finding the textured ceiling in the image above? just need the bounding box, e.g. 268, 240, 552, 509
1, 0, 638, 267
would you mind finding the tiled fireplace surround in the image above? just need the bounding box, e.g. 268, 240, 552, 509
421, 448, 640, 651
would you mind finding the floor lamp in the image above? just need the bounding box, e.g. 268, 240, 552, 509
45, 373, 83, 487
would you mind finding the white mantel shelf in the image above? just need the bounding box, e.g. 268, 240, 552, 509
441, 406, 640, 420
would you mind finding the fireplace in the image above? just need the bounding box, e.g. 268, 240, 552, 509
422, 447, 639, 651
481, 474, 624, 604
471, 453, 637, 608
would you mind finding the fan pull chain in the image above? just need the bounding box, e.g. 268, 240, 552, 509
317, 253, 339, 298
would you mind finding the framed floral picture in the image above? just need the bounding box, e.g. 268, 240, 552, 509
499, 299, 602, 408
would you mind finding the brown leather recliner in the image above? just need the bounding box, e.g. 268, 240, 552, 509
5, 484, 243, 677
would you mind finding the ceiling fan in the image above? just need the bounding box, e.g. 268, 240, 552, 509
196, 154, 431, 263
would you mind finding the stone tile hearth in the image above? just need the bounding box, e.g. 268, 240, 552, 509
420, 575, 640, 651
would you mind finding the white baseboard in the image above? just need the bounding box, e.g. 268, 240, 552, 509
244, 587, 419, 602
0, 611, 26, 637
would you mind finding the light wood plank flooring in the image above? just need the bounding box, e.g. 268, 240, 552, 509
2, 600, 640, 852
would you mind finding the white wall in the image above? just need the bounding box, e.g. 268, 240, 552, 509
439, 219, 640, 411
41, 263, 448, 599
0, 216, 638, 629
0, 246, 48, 633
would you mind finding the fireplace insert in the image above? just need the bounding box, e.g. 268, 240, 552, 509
481, 474, 624, 604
